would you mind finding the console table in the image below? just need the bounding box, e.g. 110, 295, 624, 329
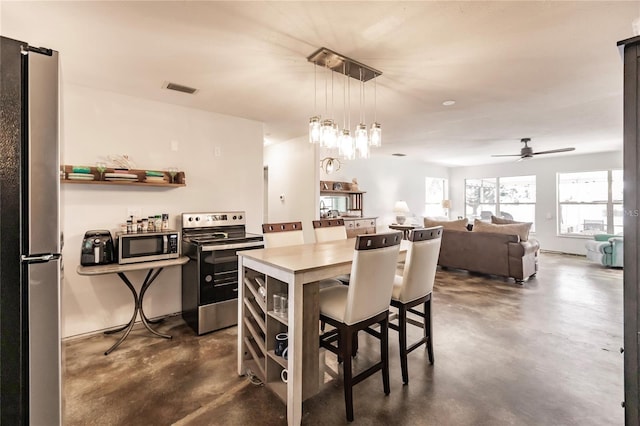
77, 256, 188, 355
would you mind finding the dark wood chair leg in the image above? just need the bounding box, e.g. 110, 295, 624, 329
341, 326, 355, 422
425, 298, 434, 364
352, 330, 358, 356
398, 305, 409, 384
381, 315, 390, 395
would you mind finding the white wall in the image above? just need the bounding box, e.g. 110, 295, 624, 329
263, 136, 318, 243
321, 156, 450, 230
61, 84, 264, 338
449, 151, 623, 254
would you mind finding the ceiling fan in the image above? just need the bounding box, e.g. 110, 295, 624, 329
491, 138, 575, 160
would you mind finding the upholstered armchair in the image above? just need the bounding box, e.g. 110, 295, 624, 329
585, 234, 623, 268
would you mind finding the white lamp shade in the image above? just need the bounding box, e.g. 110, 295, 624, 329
394, 201, 410, 213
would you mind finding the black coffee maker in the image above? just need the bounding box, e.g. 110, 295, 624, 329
80, 230, 115, 266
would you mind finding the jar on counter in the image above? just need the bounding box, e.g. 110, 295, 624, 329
141, 218, 148, 232
136, 220, 143, 233
154, 215, 162, 232
148, 216, 155, 232
162, 214, 169, 230
126, 219, 133, 233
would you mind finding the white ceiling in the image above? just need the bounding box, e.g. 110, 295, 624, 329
2, 1, 637, 166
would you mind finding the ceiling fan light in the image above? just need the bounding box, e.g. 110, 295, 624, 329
369, 122, 382, 147
309, 116, 321, 144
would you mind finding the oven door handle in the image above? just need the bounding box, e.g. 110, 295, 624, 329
201, 241, 264, 251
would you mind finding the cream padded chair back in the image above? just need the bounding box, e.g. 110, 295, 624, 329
313, 219, 347, 243
262, 222, 304, 248
343, 232, 402, 325
396, 227, 442, 303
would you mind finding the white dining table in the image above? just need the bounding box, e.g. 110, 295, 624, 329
237, 237, 408, 426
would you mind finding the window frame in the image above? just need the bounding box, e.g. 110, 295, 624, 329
557, 169, 623, 237
424, 177, 449, 218
464, 175, 536, 229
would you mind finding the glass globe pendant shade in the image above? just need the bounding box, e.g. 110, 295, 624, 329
369, 122, 382, 147
309, 116, 321, 144
327, 122, 339, 149
320, 119, 335, 148
355, 123, 369, 159
338, 129, 355, 160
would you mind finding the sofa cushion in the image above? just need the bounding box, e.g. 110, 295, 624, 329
424, 217, 468, 231
472, 219, 532, 242
491, 215, 525, 225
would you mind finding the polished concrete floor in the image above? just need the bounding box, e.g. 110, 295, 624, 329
63, 253, 624, 425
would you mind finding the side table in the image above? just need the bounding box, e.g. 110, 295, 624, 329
388, 224, 418, 240
77, 256, 189, 355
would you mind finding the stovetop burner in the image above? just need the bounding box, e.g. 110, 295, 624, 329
181, 211, 263, 246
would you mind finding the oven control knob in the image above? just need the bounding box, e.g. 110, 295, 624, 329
238, 215, 243, 220
195, 216, 200, 221
233, 215, 237, 220
188, 217, 193, 222
205, 275, 212, 283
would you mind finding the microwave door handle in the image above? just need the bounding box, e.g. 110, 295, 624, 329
163, 235, 168, 253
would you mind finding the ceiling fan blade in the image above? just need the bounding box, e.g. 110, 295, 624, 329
491, 154, 523, 157
532, 147, 575, 155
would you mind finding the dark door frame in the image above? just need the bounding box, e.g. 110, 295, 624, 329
619, 34, 640, 425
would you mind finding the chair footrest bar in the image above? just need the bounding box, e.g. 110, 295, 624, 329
406, 317, 424, 329
407, 308, 425, 317
406, 337, 428, 354
352, 362, 383, 387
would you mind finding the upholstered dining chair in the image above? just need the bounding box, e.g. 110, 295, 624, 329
313, 219, 350, 285
262, 221, 341, 290
389, 226, 442, 384
313, 218, 348, 242
261, 221, 304, 248
319, 231, 402, 422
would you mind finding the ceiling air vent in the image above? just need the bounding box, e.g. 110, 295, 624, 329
163, 82, 198, 95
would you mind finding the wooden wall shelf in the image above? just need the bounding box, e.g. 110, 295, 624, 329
60, 165, 186, 188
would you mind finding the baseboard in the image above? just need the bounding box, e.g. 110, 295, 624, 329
62, 311, 182, 342
539, 249, 585, 257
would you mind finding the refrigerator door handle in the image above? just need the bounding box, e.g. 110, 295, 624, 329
21, 253, 61, 264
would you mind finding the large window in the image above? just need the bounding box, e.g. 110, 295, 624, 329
425, 177, 448, 217
465, 175, 536, 229
558, 170, 622, 236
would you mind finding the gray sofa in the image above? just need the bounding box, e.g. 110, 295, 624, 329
438, 229, 540, 283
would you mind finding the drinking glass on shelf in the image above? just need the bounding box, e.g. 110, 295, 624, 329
167, 167, 178, 184
96, 162, 107, 180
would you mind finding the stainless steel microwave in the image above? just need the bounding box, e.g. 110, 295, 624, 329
117, 230, 180, 264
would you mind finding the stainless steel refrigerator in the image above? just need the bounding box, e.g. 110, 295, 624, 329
0, 36, 62, 425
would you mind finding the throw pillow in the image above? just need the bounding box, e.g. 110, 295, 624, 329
472, 219, 532, 241
491, 215, 523, 225
423, 217, 469, 231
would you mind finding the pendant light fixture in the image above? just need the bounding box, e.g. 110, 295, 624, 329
369, 72, 382, 147
338, 63, 355, 160
309, 60, 321, 144
307, 47, 382, 161
355, 68, 369, 159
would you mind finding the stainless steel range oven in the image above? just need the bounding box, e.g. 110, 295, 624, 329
181, 211, 263, 335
